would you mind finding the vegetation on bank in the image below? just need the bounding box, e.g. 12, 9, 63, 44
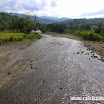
0, 12, 42, 45
0, 31, 42, 45
40, 22, 104, 43
64, 30, 104, 43
64, 22, 104, 43
74, 31, 104, 42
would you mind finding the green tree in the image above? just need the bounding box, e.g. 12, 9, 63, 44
34, 15, 38, 32
24, 23, 33, 35
18, 18, 26, 32
95, 22, 104, 35
80, 24, 91, 31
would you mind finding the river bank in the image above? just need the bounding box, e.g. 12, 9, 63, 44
0, 40, 35, 88
45, 32, 104, 61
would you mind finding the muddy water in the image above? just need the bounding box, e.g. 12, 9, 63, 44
0, 34, 104, 104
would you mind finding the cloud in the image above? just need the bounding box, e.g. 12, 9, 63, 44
81, 9, 104, 17
0, 0, 104, 18
34, 0, 104, 18
0, 0, 55, 12
20, 0, 48, 11
51, 1, 56, 7
0, 0, 17, 11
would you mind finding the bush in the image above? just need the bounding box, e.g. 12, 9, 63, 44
29, 36, 33, 39
23, 34, 27, 38
9, 37, 14, 42
35, 33, 42, 39
101, 37, 104, 43
64, 29, 76, 34
18, 38, 23, 41
75, 31, 102, 41
4, 38, 9, 42
0, 41, 2, 45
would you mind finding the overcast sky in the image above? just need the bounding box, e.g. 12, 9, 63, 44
1, 0, 104, 18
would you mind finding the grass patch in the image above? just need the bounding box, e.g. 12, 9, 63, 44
0, 32, 42, 45
0, 32, 24, 39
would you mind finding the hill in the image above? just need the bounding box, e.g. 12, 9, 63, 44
10, 13, 56, 24
61, 18, 104, 27
10, 13, 70, 24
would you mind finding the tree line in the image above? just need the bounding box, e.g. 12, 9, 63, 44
40, 18, 104, 42
0, 12, 39, 34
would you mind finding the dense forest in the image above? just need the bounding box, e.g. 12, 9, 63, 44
40, 18, 104, 33
0, 12, 40, 34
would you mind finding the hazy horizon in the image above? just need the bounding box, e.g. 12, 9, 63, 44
1, 0, 104, 19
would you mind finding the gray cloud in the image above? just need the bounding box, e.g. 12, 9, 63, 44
0, 0, 56, 12
81, 9, 104, 17
51, 1, 56, 7
21, 0, 47, 11
0, 0, 16, 11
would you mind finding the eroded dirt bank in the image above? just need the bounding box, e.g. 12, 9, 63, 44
0, 40, 35, 88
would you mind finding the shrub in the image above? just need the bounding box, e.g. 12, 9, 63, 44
35, 33, 42, 39
18, 38, 23, 41
9, 37, 14, 42
101, 37, 104, 43
0, 41, 2, 45
75, 31, 102, 41
29, 36, 33, 39
4, 38, 9, 42
64, 29, 75, 34
23, 34, 27, 38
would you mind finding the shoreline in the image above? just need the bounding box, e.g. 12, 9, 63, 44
0, 40, 35, 88
0, 40, 35, 55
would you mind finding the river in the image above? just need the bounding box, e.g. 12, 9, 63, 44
0, 34, 104, 104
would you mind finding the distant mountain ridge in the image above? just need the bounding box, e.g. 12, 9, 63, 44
61, 18, 104, 27
40, 16, 59, 20
10, 13, 70, 24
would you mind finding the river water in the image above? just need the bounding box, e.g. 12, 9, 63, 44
0, 34, 104, 104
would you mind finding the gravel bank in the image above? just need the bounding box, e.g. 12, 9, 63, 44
0, 40, 35, 88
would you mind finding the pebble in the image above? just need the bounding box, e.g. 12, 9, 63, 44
81, 51, 84, 53
8, 72, 11, 75
102, 46, 104, 48
17, 82, 20, 84
60, 87, 63, 90
31, 67, 33, 69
